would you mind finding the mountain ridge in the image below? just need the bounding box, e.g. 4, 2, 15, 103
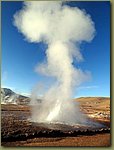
1, 88, 30, 105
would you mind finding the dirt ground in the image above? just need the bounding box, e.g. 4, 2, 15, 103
2, 134, 110, 147
1, 97, 110, 147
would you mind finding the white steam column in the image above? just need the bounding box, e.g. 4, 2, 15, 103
13, 1, 95, 125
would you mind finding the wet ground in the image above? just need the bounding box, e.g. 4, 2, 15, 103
1, 101, 110, 146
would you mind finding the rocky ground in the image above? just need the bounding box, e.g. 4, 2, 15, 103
1, 97, 110, 147
76, 97, 110, 123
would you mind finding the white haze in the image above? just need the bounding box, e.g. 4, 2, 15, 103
14, 1, 95, 125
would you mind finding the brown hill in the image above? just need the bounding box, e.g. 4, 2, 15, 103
75, 97, 110, 123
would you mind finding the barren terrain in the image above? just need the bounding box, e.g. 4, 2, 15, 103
1, 97, 110, 147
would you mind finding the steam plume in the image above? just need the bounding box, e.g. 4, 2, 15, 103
14, 1, 95, 124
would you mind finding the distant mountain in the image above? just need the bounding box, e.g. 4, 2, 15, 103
1, 88, 30, 105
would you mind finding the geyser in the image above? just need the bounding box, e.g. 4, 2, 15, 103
14, 1, 95, 125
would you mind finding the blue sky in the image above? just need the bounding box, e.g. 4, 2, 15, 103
1, 1, 110, 97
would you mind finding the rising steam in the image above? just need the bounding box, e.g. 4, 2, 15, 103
14, 1, 95, 124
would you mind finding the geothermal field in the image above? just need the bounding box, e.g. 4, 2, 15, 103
1, 1, 110, 147
1, 96, 110, 146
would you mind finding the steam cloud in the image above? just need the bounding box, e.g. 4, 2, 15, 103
14, 1, 95, 124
